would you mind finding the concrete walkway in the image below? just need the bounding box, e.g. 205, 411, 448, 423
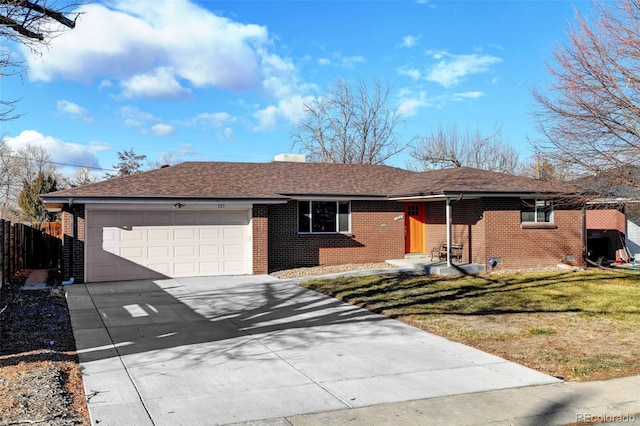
66, 274, 565, 426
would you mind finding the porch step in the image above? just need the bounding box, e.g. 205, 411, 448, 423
388, 258, 486, 276
404, 253, 429, 259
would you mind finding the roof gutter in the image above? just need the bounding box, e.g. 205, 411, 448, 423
389, 192, 572, 201
41, 197, 289, 207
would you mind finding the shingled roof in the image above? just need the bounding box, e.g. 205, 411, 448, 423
42, 162, 584, 205
43, 161, 417, 201
389, 167, 582, 198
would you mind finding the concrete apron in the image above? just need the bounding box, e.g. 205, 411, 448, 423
66, 275, 560, 426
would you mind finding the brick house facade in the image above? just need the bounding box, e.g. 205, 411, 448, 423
267, 200, 405, 272
422, 198, 584, 270
46, 162, 587, 282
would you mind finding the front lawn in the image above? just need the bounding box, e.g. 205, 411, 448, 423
300, 269, 640, 381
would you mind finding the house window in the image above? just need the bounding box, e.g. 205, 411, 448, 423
298, 201, 351, 233
521, 199, 554, 223
407, 205, 419, 216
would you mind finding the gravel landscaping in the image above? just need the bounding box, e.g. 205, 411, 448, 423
0, 271, 90, 426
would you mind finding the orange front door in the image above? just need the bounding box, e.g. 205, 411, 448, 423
404, 203, 426, 253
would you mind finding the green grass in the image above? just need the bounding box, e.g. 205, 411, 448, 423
300, 269, 640, 381
301, 269, 640, 321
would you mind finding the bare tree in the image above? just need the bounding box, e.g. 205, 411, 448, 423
0, 1, 79, 46
0, 1, 80, 121
532, 0, 640, 192
0, 143, 22, 218
409, 123, 522, 173
147, 152, 182, 170
71, 165, 100, 187
291, 78, 407, 164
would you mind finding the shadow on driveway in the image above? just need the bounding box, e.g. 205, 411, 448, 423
67, 275, 561, 425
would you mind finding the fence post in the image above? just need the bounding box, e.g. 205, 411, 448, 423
0, 219, 3, 288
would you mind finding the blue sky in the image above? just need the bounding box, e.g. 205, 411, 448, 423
0, 0, 593, 177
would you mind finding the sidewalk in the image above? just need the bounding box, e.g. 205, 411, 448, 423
259, 374, 640, 425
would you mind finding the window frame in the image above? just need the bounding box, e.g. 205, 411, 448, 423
297, 200, 351, 234
521, 198, 554, 225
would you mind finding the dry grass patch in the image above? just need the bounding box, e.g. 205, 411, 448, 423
301, 269, 640, 381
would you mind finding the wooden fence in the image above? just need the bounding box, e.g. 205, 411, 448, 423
0, 220, 62, 287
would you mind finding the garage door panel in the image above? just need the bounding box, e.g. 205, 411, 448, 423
121, 247, 144, 259
146, 212, 171, 225
220, 212, 248, 225
174, 245, 196, 257
199, 228, 221, 240
199, 212, 223, 225
174, 228, 197, 240
148, 246, 171, 259
222, 260, 246, 274
174, 263, 197, 275
121, 212, 146, 226
91, 212, 117, 227
199, 262, 222, 275
87, 247, 119, 262
199, 244, 221, 256
148, 228, 171, 241
147, 263, 172, 275
224, 243, 244, 256
86, 209, 250, 282
121, 229, 144, 242
174, 213, 198, 225
223, 227, 245, 239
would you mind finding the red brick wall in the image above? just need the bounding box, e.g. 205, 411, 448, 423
61, 205, 85, 283
586, 208, 625, 232
586, 207, 626, 261
252, 205, 269, 274
425, 199, 486, 263
268, 200, 405, 272
483, 199, 584, 269
425, 198, 584, 270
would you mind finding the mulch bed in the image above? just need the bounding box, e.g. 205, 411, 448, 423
0, 270, 90, 425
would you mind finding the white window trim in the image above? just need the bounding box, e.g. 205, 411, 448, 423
521, 198, 555, 225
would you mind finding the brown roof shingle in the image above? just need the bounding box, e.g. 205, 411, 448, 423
43, 162, 582, 203
44, 161, 417, 200
389, 167, 581, 198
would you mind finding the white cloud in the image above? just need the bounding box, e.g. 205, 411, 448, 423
425, 50, 502, 88
150, 123, 175, 136
253, 105, 279, 131
219, 127, 234, 141
400, 35, 420, 48
397, 89, 431, 116
3, 130, 102, 169
452, 91, 483, 100
252, 94, 314, 131
56, 100, 93, 122
187, 112, 236, 128
22, 0, 279, 98
397, 66, 422, 81
120, 67, 191, 100
119, 106, 174, 136
315, 53, 365, 69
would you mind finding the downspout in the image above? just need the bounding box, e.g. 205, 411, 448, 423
446, 198, 452, 267
582, 205, 587, 264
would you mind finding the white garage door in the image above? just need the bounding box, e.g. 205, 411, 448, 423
86, 209, 250, 282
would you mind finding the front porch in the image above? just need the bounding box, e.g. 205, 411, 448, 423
386, 255, 486, 276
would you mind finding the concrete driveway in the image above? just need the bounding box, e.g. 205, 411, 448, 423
67, 275, 560, 425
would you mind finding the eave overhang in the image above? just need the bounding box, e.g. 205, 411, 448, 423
389, 191, 579, 201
